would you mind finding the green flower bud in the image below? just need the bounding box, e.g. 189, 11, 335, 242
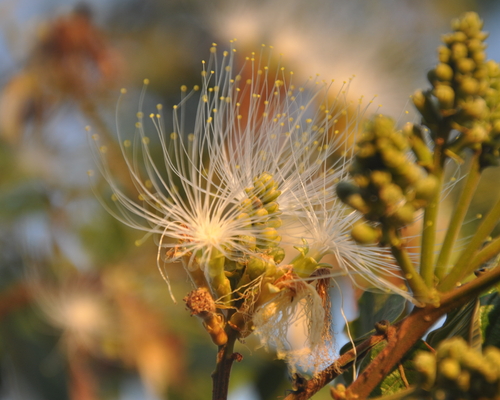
395, 163, 422, 187
262, 188, 281, 203
370, 170, 392, 188
247, 256, 269, 280
253, 180, 266, 197
434, 85, 455, 109
240, 198, 253, 213
236, 212, 252, 228
466, 124, 488, 144
253, 207, 268, 219
344, 193, 370, 215
414, 352, 437, 389
435, 63, 454, 81
468, 38, 486, 52
458, 12, 483, 34
372, 115, 396, 137
472, 50, 486, 64
269, 247, 285, 264
357, 143, 376, 159
207, 249, 232, 302
440, 358, 461, 380
251, 195, 263, 209
392, 203, 416, 225
353, 174, 370, 188
381, 149, 407, 170
438, 45, 451, 63
451, 31, 468, 43
460, 97, 488, 119
413, 90, 441, 124
451, 42, 468, 61
239, 234, 256, 251
459, 77, 479, 95
264, 201, 279, 213
351, 222, 381, 244
379, 183, 404, 207
473, 66, 488, 80
267, 217, 282, 228
261, 227, 280, 245
456, 58, 476, 73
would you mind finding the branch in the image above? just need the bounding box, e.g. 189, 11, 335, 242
346, 263, 500, 399
212, 327, 241, 400
284, 264, 500, 400
283, 327, 389, 400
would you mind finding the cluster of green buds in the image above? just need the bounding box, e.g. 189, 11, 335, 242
410, 337, 500, 399
413, 12, 500, 166
204, 172, 285, 303
336, 115, 438, 244
185, 173, 288, 342
224, 173, 289, 336
228, 172, 285, 286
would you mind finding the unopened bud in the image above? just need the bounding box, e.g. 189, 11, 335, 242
435, 63, 454, 81
392, 203, 416, 225
351, 222, 381, 244
456, 58, 476, 74
459, 77, 479, 95
434, 85, 455, 109
440, 358, 461, 380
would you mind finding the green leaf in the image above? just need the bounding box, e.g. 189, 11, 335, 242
349, 291, 407, 338
481, 288, 500, 348
426, 298, 481, 350
340, 292, 407, 385
360, 339, 429, 397
427, 287, 500, 350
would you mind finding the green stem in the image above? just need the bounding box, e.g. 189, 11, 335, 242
419, 147, 444, 287
466, 234, 500, 276
439, 196, 500, 292
389, 230, 431, 304
435, 152, 481, 281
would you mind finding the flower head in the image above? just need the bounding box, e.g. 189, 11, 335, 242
90, 42, 415, 370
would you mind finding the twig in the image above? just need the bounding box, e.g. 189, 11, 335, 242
212, 327, 241, 400
346, 263, 500, 399
284, 264, 500, 400
283, 326, 389, 400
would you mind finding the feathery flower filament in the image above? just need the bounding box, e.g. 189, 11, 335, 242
91, 42, 410, 368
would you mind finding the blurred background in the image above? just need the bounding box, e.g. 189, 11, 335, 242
1, 0, 500, 399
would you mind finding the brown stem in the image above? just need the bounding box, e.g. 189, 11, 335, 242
346, 264, 500, 399
212, 328, 241, 400
284, 264, 500, 400
283, 329, 389, 400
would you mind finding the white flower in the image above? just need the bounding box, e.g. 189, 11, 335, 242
89, 42, 361, 298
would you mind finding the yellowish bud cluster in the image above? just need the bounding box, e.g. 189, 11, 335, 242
336, 116, 437, 243
413, 337, 500, 398
415, 12, 500, 166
